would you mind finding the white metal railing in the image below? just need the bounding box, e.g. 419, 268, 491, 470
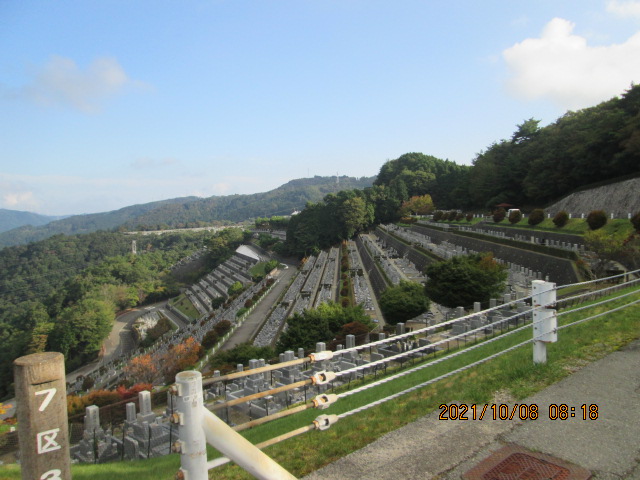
172, 271, 640, 479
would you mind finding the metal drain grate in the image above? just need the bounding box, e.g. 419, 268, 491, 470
483, 452, 570, 480
463, 444, 591, 480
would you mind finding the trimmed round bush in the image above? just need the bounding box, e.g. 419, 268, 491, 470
202, 330, 220, 349
493, 208, 506, 223
508, 210, 522, 224
528, 209, 545, 226
586, 210, 607, 230
465, 213, 473, 222
631, 211, 640, 232
553, 210, 569, 228
433, 210, 444, 221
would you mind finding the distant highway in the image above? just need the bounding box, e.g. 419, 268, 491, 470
123, 226, 231, 235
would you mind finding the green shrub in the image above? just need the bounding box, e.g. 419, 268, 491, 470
214, 320, 232, 336
586, 210, 607, 230
528, 209, 545, 226
81, 376, 95, 391
631, 211, 640, 232
508, 210, 522, 224
455, 212, 464, 221
553, 210, 569, 228
493, 208, 506, 223
202, 330, 219, 349
466, 213, 473, 222
433, 210, 444, 221
447, 210, 458, 221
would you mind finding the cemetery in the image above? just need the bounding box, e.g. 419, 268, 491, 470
7, 218, 632, 471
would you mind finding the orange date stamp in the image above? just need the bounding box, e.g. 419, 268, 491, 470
438, 403, 599, 421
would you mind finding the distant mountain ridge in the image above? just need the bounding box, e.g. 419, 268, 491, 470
0, 209, 68, 233
0, 176, 375, 248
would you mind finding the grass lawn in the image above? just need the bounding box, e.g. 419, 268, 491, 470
2, 286, 638, 480
168, 293, 199, 319
481, 217, 634, 239
430, 216, 635, 239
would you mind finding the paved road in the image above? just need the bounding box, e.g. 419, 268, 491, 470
220, 262, 298, 351
304, 338, 640, 480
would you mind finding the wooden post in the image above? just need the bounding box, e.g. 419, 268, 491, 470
14, 352, 71, 480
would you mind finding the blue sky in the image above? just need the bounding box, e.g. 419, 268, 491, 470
1, 0, 640, 215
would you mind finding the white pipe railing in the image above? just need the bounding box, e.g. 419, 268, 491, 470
173, 370, 297, 480
172, 275, 638, 479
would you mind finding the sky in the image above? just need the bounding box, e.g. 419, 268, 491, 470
1, 0, 640, 216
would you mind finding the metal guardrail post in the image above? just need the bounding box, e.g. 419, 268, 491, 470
13, 352, 71, 480
174, 370, 208, 480
174, 369, 297, 480
532, 280, 558, 364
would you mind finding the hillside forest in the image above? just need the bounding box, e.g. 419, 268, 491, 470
0, 85, 639, 399
285, 85, 640, 255
0, 228, 249, 398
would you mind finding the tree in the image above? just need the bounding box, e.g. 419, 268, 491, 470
276, 302, 372, 352
209, 343, 275, 371
584, 230, 626, 277
124, 353, 158, 384
511, 118, 541, 144
399, 195, 435, 216
379, 281, 430, 325
227, 281, 244, 296
47, 297, 115, 367
424, 253, 508, 308
202, 330, 219, 350
162, 336, 203, 382
338, 196, 369, 239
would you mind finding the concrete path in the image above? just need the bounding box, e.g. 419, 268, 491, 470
220, 262, 298, 351
303, 338, 640, 480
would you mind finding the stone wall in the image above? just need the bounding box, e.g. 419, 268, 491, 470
412, 225, 579, 285
546, 177, 640, 217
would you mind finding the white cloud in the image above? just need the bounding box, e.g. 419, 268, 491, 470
2, 190, 36, 210
503, 17, 640, 110
20, 55, 145, 113
607, 0, 640, 19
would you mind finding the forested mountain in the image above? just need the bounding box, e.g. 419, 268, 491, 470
119, 175, 375, 231
0, 208, 67, 233
0, 197, 198, 248
0, 176, 374, 248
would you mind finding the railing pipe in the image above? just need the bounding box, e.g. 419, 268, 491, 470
203, 351, 332, 386
202, 408, 297, 480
